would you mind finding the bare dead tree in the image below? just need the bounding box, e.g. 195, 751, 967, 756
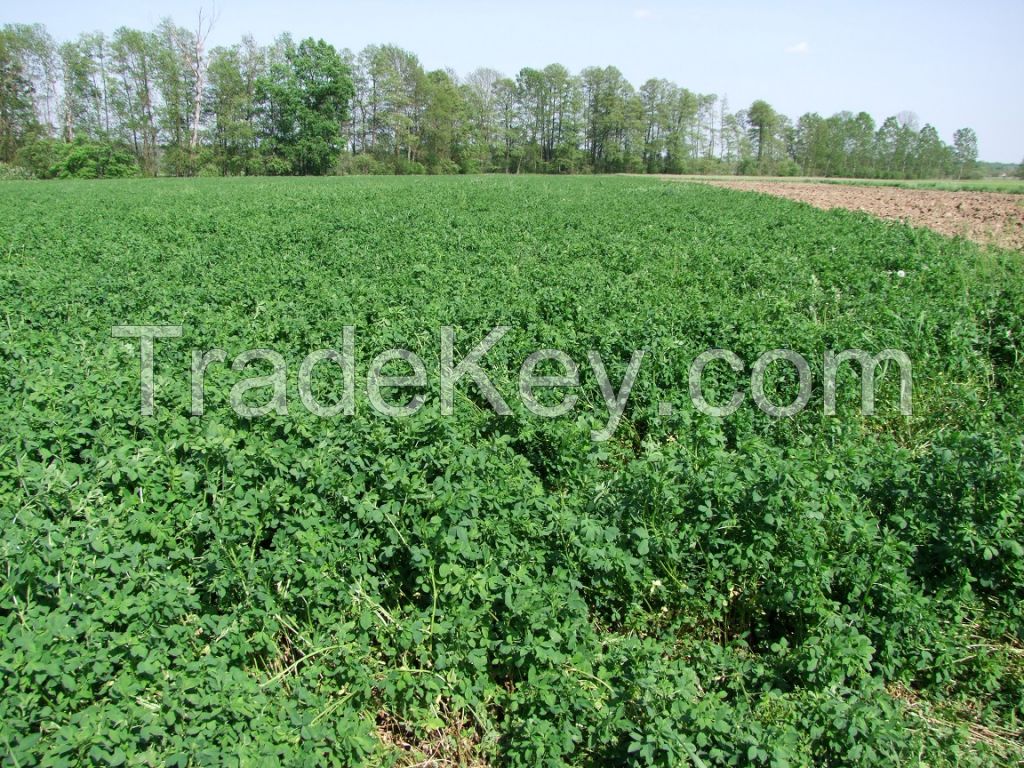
186, 6, 217, 156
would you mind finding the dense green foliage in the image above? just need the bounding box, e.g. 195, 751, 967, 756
253, 38, 354, 176
1, 21, 983, 179
784, 113, 974, 180
14, 137, 139, 179
0, 162, 35, 180
1, 176, 1022, 766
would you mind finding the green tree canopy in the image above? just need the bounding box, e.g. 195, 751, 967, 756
747, 99, 777, 161
952, 127, 978, 179
256, 37, 354, 175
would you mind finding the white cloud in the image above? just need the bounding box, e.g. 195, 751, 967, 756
785, 41, 810, 55
633, 8, 655, 20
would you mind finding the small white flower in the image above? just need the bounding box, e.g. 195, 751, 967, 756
896, 270, 906, 278
650, 579, 663, 594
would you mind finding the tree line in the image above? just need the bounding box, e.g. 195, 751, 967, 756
0, 20, 989, 179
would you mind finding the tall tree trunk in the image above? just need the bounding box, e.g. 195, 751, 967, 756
189, 10, 214, 157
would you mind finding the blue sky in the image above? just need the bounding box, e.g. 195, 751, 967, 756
8, 0, 1023, 161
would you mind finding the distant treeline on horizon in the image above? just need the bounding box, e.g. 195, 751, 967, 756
0, 20, 996, 180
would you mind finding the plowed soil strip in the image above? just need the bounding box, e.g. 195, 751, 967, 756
693, 180, 1024, 251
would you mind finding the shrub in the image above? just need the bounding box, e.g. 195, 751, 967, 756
0, 162, 35, 180
57, 140, 139, 178
394, 158, 426, 175
16, 138, 140, 179
254, 153, 294, 176
336, 154, 388, 175
428, 158, 461, 175
14, 137, 64, 178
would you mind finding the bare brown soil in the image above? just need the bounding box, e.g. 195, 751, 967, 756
684, 179, 1024, 251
